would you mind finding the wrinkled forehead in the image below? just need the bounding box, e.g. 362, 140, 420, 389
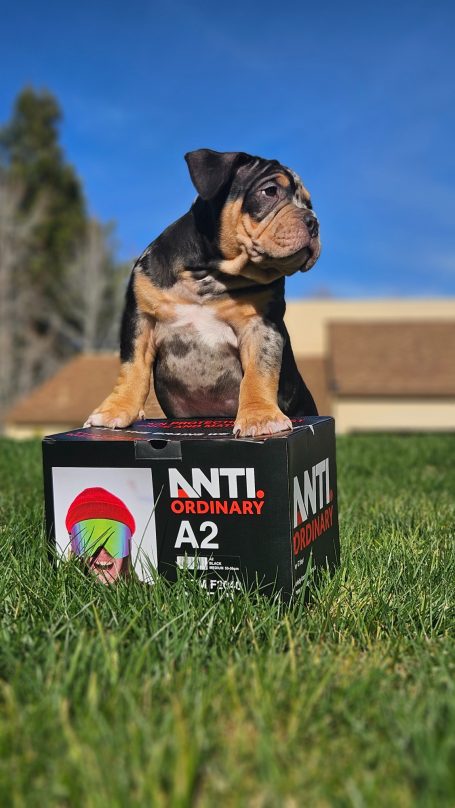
233, 158, 311, 205
284, 167, 311, 208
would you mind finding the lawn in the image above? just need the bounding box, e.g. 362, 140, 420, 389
0, 434, 454, 806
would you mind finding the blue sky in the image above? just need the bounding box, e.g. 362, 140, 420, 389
1, 0, 454, 298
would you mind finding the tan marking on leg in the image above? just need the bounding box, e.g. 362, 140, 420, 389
210, 292, 291, 437
234, 325, 291, 437
84, 314, 155, 429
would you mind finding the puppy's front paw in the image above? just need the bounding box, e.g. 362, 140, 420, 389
233, 406, 292, 438
84, 397, 142, 429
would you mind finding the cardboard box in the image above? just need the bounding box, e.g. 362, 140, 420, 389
42, 416, 339, 600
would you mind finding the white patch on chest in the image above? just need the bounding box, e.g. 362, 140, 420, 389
171, 304, 238, 349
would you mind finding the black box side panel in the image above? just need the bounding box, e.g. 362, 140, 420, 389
287, 419, 340, 596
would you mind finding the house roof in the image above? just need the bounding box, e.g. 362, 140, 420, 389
5, 354, 164, 426
328, 321, 455, 397
5, 352, 332, 426
7, 319, 453, 428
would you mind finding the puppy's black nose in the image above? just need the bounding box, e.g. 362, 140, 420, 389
304, 213, 319, 238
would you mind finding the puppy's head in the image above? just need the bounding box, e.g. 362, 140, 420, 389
185, 148, 321, 280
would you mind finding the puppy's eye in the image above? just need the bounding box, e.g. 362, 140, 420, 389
261, 186, 278, 197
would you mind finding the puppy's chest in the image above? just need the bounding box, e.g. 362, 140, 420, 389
155, 304, 238, 352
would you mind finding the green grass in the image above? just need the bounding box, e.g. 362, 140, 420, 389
0, 434, 454, 807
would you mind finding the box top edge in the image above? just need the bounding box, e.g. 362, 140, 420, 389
43, 416, 334, 443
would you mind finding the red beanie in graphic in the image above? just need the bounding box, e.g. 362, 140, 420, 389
65, 487, 136, 535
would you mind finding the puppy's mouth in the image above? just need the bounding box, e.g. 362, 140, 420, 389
284, 234, 321, 273
264, 240, 320, 275
240, 233, 321, 285
296, 245, 312, 271
298, 240, 320, 272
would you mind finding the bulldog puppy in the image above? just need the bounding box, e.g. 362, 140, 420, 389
85, 149, 321, 437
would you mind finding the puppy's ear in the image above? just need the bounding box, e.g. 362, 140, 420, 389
185, 149, 245, 200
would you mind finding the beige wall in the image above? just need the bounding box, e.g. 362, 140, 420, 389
4, 299, 454, 437
285, 298, 455, 356
333, 398, 455, 434
4, 424, 75, 440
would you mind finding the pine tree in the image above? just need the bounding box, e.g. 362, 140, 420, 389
0, 88, 129, 414
0, 87, 87, 293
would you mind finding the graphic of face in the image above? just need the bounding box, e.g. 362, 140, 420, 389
69, 517, 132, 585
87, 546, 130, 585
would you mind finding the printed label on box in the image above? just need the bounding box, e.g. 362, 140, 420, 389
52, 466, 157, 583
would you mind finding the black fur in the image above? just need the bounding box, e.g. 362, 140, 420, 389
120, 275, 139, 363
121, 149, 319, 420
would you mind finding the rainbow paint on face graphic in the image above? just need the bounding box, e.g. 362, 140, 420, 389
69, 518, 131, 558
